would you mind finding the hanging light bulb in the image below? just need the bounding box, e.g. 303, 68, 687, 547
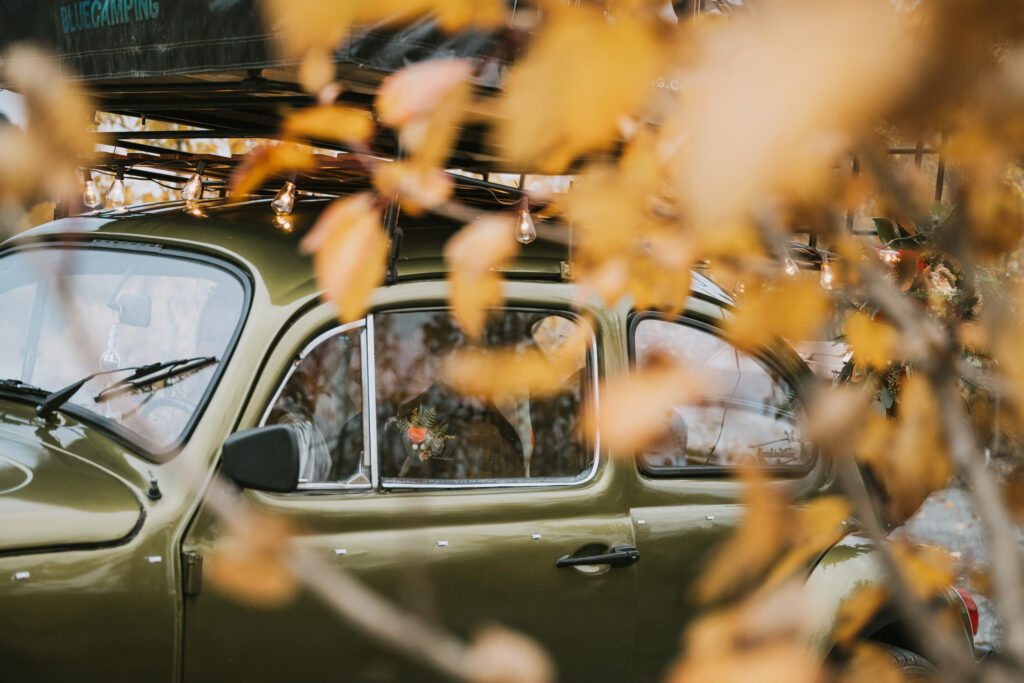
107, 166, 126, 211
783, 253, 800, 277
274, 214, 294, 232
272, 180, 297, 215
82, 169, 101, 208
515, 196, 537, 245
181, 160, 206, 203
819, 253, 835, 290
878, 247, 901, 265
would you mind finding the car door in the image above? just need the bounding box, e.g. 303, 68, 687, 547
182, 304, 637, 682
625, 313, 828, 682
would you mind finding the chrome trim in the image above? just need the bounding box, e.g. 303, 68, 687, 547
365, 314, 380, 490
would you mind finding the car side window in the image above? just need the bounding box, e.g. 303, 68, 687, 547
373, 310, 594, 485
264, 324, 369, 488
633, 318, 808, 471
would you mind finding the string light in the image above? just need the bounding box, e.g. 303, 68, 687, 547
274, 214, 294, 232
878, 247, 901, 265
820, 253, 835, 290
82, 169, 101, 208
272, 180, 297, 215
783, 253, 800, 277
181, 160, 206, 203
107, 165, 126, 211
515, 196, 537, 245
185, 202, 208, 218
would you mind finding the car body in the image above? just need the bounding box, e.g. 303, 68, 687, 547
0, 197, 974, 682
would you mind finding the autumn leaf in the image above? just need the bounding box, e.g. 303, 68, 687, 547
845, 312, 900, 371
832, 586, 890, 650
444, 216, 519, 339
665, 0, 924, 228
890, 541, 957, 601
377, 59, 474, 169
834, 642, 904, 683
374, 162, 454, 213
464, 625, 555, 683
725, 279, 830, 351
300, 193, 388, 323
803, 384, 874, 453
584, 353, 700, 454
206, 513, 298, 608
231, 143, 317, 198
765, 496, 851, 588
443, 319, 591, 401
281, 105, 375, 146
495, 5, 662, 173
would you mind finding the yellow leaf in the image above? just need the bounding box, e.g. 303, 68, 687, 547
374, 162, 454, 213
695, 468, 789, 602
205, 514, 298, 608
465, 625, 554, 683
803, 384, 874, 452
835, 642, 904, 683
281, 105, 375, 145
891, 541, 956, 601
231, 143, 317, 197
443, 318, 591, 401
495, 5, 662, 173
444, 216, 519, 339
855, 375, 951, 522
832, 586, 890, 650
584, 354, 700, 454
301, 194, 388, 323
666, 0, 924, 228
766, 496, 851, 587
845, 312, 899, 371
725, 279, 830, 351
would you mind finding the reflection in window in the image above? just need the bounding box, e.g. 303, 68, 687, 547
373, 310, 592, 483
265, 328, 367, 486
634, 319, 807, 470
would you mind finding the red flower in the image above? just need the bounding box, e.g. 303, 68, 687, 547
407, 426, 428, 444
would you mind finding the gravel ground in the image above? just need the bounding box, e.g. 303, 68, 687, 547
902, 486, 1023, 649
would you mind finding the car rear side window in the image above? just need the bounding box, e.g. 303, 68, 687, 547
633, 318, 808, 473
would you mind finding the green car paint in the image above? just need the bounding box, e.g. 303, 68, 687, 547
0, 200, 973, 681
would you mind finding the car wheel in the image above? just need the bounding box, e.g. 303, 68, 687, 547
877, 644, 935, 681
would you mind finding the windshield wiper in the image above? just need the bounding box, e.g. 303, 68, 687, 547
35, 356, 217, 420
0, 378, 49, 398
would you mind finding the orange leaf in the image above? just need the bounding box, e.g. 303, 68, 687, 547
205, 514, 298, 608
377, 59, 474, 129
891, 541, 956, 601
444, 216, 519, 339
465, 625, 554, 683
302, 194, 388, 323
725, 279, 830, 350
374, 162, 454, 213
834, 642, 904, 683
844, 312, 899, 370
833, 586, 890, 650
585, 354, 700, 454
231, 143, 317, 197
281, 105, 375, 145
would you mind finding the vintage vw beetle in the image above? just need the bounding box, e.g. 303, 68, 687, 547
0, 195, 975, 681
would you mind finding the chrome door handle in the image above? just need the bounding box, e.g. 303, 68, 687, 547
555, 545, 639, 569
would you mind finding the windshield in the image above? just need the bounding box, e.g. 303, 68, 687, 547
0, 245, 246, 450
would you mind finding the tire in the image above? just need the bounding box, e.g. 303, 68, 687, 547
878, 644, 936, 681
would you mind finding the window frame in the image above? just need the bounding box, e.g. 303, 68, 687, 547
261, 307, 601, 493
628, 311, 815, 478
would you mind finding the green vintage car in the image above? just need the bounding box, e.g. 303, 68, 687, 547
0, 195, 975, 682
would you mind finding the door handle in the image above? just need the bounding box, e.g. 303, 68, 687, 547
555, 544, 639, 569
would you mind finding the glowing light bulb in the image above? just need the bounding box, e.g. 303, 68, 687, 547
107, 174, 126, 211
515, 208, 537, 245
274, 214, 294, 232
783, 254, 799, 277
878, 247, 901, 265
181, 172, 203, 202
272, 181, 297, 215
820, 259, 835, 290
82, 170, 101, 208
185, 201, 208, 217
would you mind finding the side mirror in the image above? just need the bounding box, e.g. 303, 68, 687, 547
221, 424, 300, 493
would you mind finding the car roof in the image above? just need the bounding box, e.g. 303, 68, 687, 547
4, 197, 733, 308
